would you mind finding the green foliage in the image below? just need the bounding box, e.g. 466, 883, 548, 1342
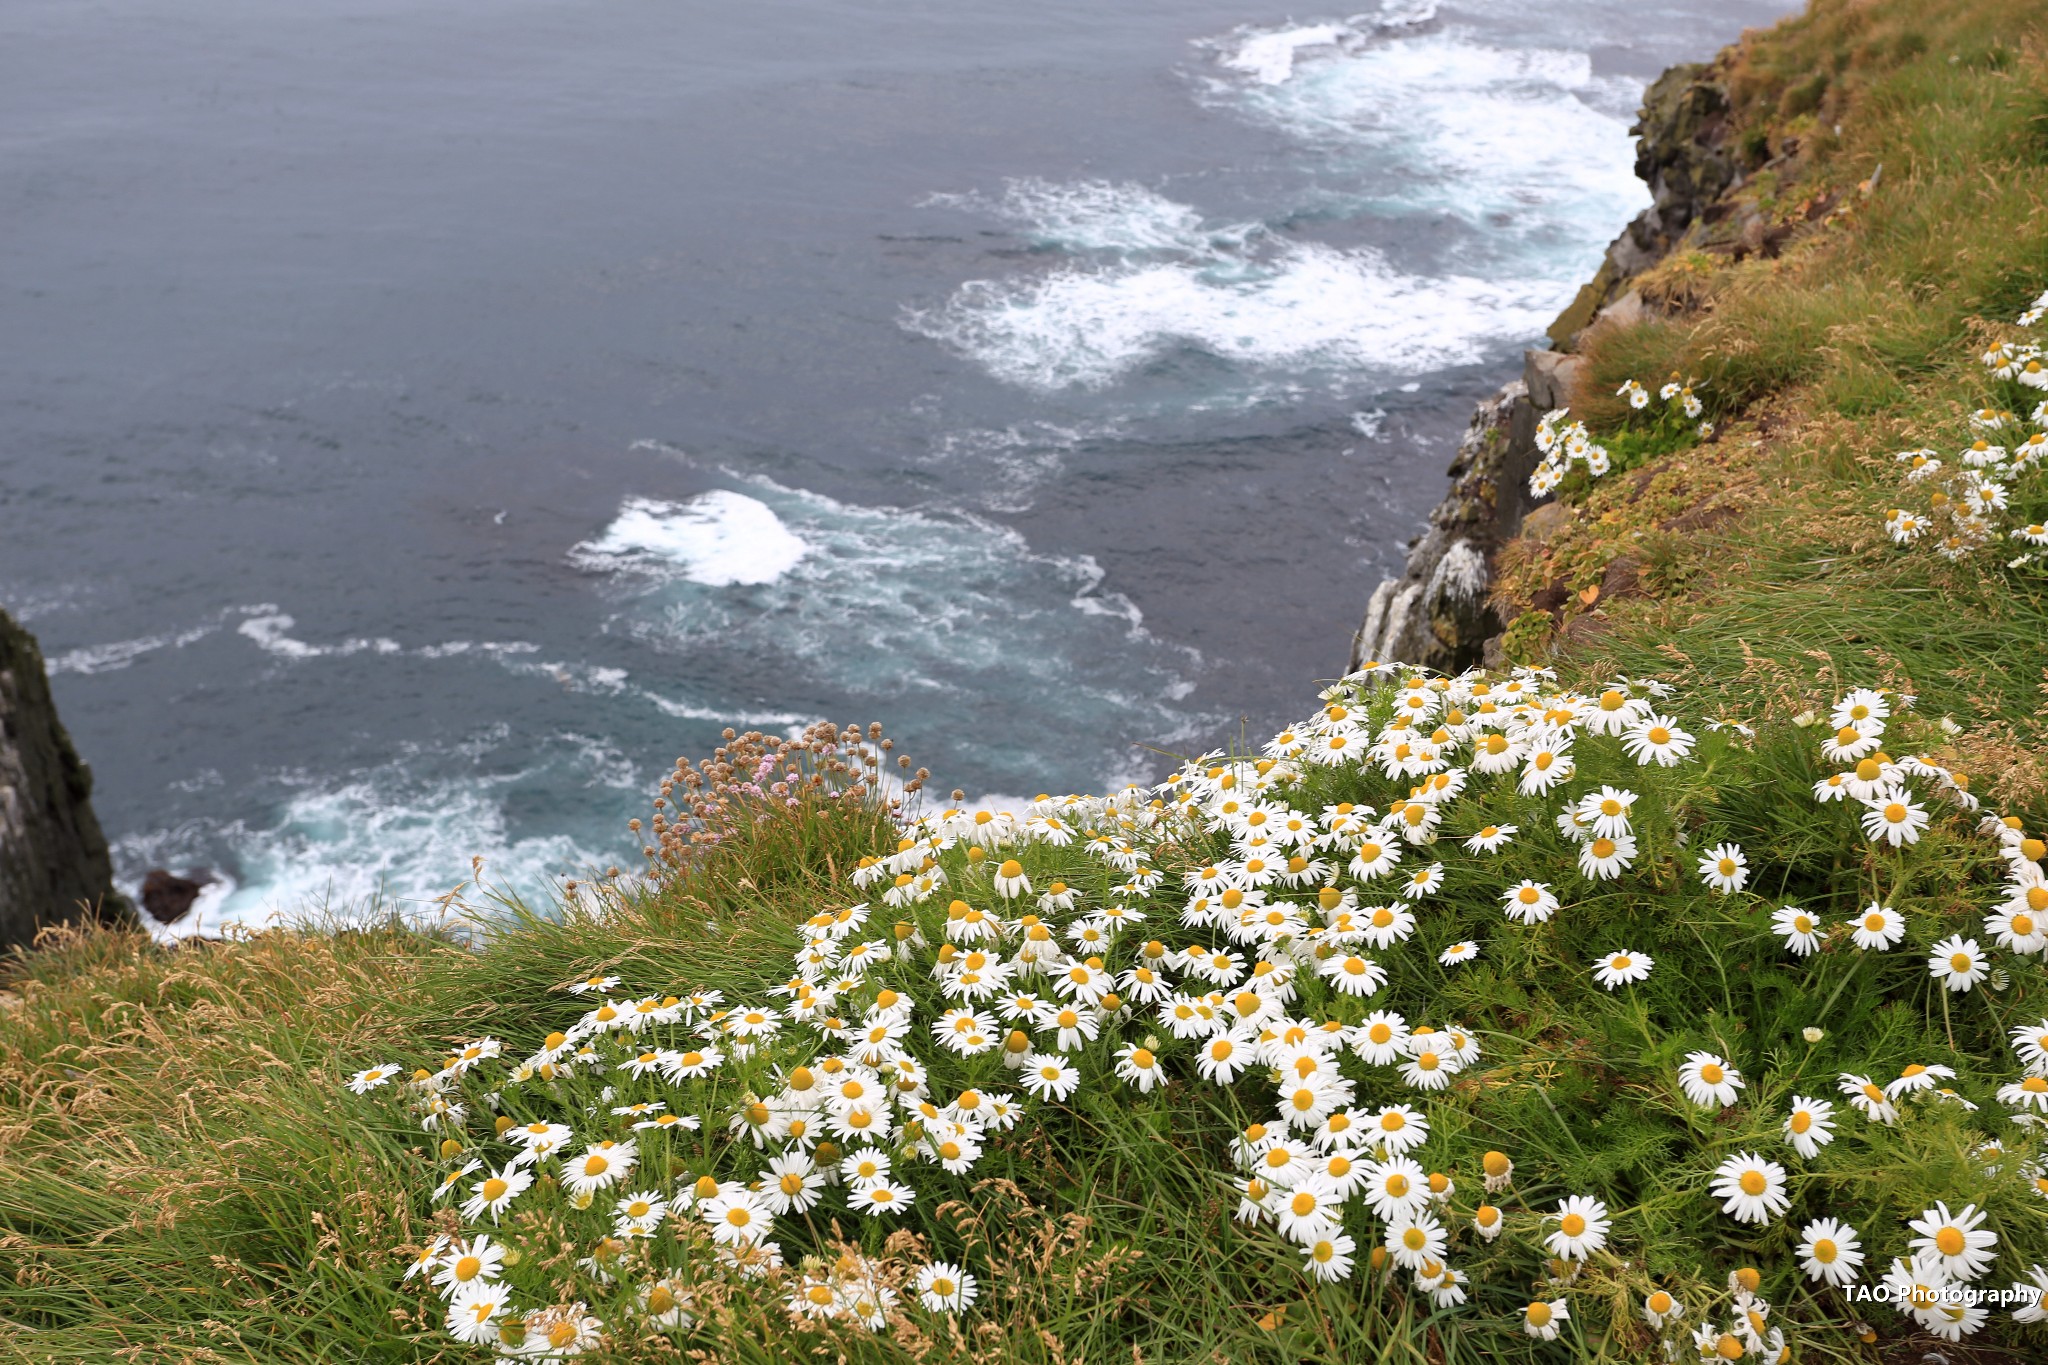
4, 2, 2048, 1363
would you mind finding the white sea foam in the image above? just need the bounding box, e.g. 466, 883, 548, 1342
570, 490, 809, 587
918, 415, 1130, 513
1057, 553, 1146, 634
923, 178, 1248, 255
908, 233, 1559, 391
494, 652, 814, 730
579, 471, 1214, 771
235, 611, 539, 664
1221, 23, 1349, 85
46, 603, 298, 676
1197, 18, 1647, 244
910, 9, 1647, 395
633, 689, 813, 729
115, 730, 636, 938
239, 613, 401, 659
48, 622, 218, 675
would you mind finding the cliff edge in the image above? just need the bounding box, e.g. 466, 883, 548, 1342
0, 606, 132, 953
1349, 60, 1749, 674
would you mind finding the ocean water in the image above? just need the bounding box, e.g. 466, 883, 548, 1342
0, 0, 1791, 932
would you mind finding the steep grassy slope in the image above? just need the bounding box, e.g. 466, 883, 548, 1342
4, 3, 2048, 1364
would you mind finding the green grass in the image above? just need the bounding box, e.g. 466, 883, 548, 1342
7, 0, 2048, 1361
1493, 0, 2048, 813
0, 816, 1490, 1365
14, 676, 2043, 1364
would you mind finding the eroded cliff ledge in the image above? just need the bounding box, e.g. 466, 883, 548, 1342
1, 607, 132, 954
1349, 59, 1763, 675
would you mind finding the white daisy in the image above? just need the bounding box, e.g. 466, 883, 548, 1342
1500, 880, 1559, 925
1437, 940, 1479, 967
915, 1261, 978, 1312
1772, 904, 1825, 956
1849, 904, 1905, 951
1678, 1051, 1745, 1109
1697, 843, 1749, 894
1783, 1096, 1835, 1158
1592, 949, 1652, 990
1928, 935, 1989, 992
1544, 1195, 1610, 1261
1709, 1152, 1790, 1224
1908, 1202, 1999, 1283
1797, 1218, 1864, 1286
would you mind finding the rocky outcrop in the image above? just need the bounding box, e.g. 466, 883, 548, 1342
1348, 351, 1583, 674
140, 868, 212, 925
1348, 58, 1740, 674
1545, 62, 1742, 348
1, 607, 132, 952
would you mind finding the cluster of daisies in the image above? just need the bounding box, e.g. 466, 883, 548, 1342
1528, 407, 1616, 496
342, 664, 2048, 1359
1528, 378, 1711, 498
1618, 376, 1708, 424
1884, 292, 2048, 561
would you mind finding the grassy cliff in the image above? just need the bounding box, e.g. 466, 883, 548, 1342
5, 2, 2048, 1362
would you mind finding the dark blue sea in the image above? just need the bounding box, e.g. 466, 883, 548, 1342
0, 0, 1790, 932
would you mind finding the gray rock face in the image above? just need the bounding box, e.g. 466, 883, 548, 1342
1546, 62, 1741, 349
0, 607, 132, 952
1347, 55, 1740, 676
1348, 351, 1582, 675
